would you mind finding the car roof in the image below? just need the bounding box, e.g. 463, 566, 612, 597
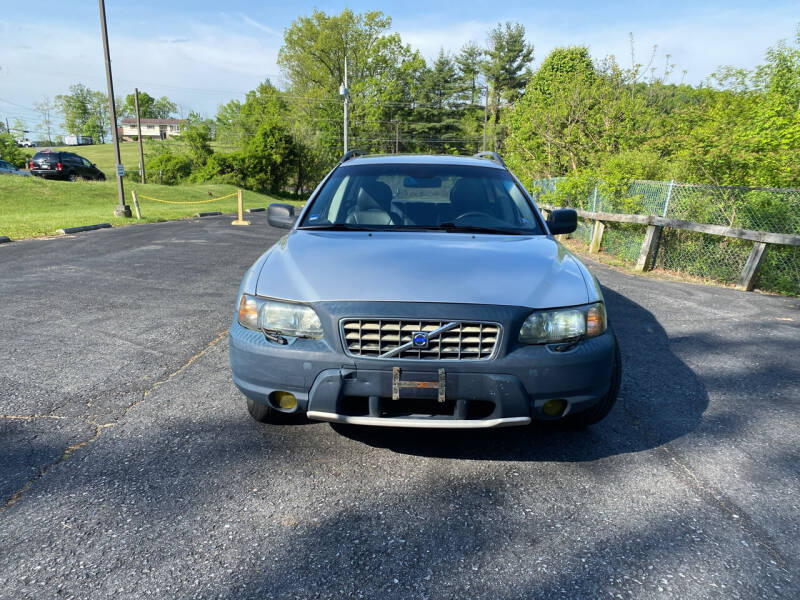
342, 154, 507, 170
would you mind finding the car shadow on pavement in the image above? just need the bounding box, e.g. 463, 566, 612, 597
214, 475, 790, 600
330, 286, 710, 462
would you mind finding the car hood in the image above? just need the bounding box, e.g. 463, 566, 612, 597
255, 230, 589, 308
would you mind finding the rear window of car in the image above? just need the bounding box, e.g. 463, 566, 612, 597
301, 163, 544, 234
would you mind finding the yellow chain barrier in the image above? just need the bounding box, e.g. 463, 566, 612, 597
136, 191, 238, 205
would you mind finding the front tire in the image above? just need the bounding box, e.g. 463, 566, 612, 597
562, 335, 622, 427
246, 397, 296, 424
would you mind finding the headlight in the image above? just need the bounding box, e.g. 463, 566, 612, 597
519, 302, 606, 344
238, 295, 323, 339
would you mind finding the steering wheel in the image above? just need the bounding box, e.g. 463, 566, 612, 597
455, 211, 494, 221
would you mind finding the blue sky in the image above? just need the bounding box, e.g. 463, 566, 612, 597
1, 1, 797, 135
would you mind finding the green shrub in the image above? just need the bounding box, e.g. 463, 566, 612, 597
191, 152, 246, 187
0, 133, 27, 168
536, 172, 597, 209
144, 151, 192, 185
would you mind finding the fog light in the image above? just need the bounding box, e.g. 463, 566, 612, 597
542, 399, 567, 417
271, 391, 297, 410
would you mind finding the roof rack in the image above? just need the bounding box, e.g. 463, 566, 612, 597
340, 149, 368, 163
473, 151, 507, 168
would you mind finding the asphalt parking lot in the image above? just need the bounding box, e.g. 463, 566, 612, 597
1, 214, 798, 599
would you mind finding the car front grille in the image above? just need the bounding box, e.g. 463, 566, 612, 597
341, 319, 501, 360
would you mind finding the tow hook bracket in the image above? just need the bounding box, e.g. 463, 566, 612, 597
392, 367, 446, 403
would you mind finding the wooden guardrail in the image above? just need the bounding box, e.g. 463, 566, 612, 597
539, 204, 800, 292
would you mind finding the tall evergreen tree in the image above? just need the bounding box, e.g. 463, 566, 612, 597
455, 41, 484, 106
481, 22, 534, 150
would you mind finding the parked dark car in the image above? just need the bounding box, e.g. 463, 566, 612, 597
0, 159, 30, 176
29, 150, 106, 181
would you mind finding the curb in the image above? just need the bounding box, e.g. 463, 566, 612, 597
195, 211, 223, 217
0, 236, 11, 244
246, 207, 266, 213
57, 223, 112, 235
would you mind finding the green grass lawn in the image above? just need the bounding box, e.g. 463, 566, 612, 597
0, 176, 299, 240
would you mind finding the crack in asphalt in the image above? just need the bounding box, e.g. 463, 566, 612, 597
0, 415, 69, 421
135, 329, 228, 407
0, 328, 229, 515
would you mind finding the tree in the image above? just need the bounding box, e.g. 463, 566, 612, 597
505, 47, 598, 179
11, 117, 27, 138
34, 96, 56, 145
209, 80, 300, 193
675, 28, 800, 187
57, 84, 94, 136
481, 22, 534, 150
455, 41, 484, 106
0, 133, 26, 167
121, 91, 177, 119
55, 84, 110, 143
182, 112, 213, 166
505, 28, 800, 191
400, 50, 465, 152
505, 46, 665, 183
278, 9, 425, 165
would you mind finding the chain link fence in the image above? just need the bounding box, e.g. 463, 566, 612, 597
532, 178, 800, 295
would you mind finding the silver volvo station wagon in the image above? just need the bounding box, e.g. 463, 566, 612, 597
229, 151, 621, 429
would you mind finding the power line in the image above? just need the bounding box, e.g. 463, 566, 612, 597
0, 98, 40, 114
351, 137, 483, 143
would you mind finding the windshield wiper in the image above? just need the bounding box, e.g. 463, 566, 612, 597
298, 223, 376, 231
437, 222, 525, 235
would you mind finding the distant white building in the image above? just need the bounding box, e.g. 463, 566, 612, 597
119, 118, 184, 140
63, 135, 94, 146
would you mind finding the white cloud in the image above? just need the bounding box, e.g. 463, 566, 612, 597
0, 18, 283, 128
236, 12, 280, 37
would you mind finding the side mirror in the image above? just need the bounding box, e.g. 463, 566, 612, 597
547, 208, 578, 235
267, 203, 297, 229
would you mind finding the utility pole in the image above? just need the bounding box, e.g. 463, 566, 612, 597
4, 118, 9, 135
339, 58, 349, 154
482, 87, 488, 152
394, 120, 399, 154
99, 0, 130, 217
134, 88, 146, 184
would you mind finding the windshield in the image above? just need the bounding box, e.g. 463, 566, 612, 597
299, 163, 544, 235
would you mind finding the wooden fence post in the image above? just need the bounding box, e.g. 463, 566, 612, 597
131, 190, 141, 220
735, 242, 769, 291
635, 224, 663, 271
231, 189, 250, 226
589, 221, 605, 253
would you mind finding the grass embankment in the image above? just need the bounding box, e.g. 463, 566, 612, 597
34, 140, 235, 176
0, 176, 296, 240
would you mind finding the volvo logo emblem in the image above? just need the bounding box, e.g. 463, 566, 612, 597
376, 321, 460, 359
412, 332, 429, 348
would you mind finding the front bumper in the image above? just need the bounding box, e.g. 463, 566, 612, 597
229, 301, 616, 428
